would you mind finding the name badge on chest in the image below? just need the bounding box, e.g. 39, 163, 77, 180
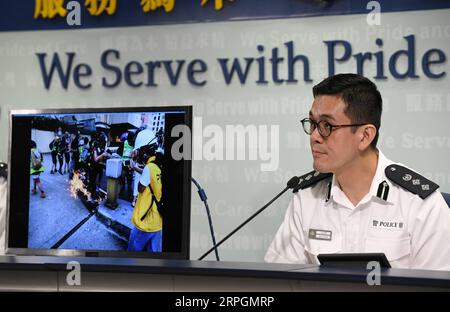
308, 228, 332, 241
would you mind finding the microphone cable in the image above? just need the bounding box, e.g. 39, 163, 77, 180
191, 177, 220, 261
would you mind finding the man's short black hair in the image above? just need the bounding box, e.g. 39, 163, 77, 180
312, 73, 382, 148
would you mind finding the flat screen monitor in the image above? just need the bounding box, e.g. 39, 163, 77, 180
318, 253, 391, 268
6, 106, 192, 259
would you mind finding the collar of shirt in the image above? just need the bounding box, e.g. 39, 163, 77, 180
325, 149, 397, 209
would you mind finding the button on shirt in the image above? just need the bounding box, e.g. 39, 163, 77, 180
264, 151, 450, 271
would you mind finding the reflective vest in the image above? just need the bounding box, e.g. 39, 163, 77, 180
30, 148, 44, 174
50, 141, 57, 152
78, 145, 84, 161
122, 140, 133, 160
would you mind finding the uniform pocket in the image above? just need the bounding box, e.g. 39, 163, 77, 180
365, 236, 411, 262
305, 235, 342, 264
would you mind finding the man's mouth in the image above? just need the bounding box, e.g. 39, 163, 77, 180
312, 150, 326, 157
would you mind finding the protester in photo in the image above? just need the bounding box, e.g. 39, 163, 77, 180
30, 140, 46, 199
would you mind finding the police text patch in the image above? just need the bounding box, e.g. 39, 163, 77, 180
372, 220, 404, 230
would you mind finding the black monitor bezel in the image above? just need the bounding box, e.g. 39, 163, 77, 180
318, 253, 392, 268
6, 106, 192, 260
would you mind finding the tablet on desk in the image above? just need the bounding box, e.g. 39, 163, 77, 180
317, 253, 391, 268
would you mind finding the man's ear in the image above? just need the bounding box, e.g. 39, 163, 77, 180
359, 125, 377, 150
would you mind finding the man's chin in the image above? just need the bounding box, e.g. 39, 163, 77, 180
313, 161, 329, 173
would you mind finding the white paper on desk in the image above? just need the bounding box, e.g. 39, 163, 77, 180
0, 178, 6, 255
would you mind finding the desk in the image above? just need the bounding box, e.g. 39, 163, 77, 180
0, 255, 449, 291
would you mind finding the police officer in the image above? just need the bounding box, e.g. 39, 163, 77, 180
265, 74, 450, 271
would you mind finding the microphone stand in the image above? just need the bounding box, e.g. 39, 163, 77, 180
198, 176, 300, 261
192, 177, 220, 261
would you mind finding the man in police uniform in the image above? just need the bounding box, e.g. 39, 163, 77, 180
265, 73, 450, 271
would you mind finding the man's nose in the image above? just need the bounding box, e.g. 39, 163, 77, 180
310, 126, 323, 143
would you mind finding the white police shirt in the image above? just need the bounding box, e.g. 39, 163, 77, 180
265, 151, 450, 271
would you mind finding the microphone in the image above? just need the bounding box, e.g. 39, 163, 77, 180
197, 176, 300, 261
0, 163, 7, 180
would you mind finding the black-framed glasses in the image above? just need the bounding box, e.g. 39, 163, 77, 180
300, 118, 368, 138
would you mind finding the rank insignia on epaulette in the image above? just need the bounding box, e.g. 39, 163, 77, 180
385, 164, 439, 199
293, 170, 332, 193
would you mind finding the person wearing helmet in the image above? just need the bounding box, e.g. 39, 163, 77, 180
89, 131, 109, 196
128, 144, 163, 252
131, 115, 157, 207
62, 131, 71, 174
49, 135, 62, 174
117, 131, 134, 202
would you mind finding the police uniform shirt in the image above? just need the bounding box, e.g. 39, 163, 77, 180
264, 150, 450, 271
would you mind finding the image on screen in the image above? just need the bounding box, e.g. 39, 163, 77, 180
7, 107, 192, 259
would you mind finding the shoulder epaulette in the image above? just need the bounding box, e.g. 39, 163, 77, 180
385, 164, 439, 199
293, 170, 332, 193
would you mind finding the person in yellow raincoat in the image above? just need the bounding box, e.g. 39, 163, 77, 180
128, 145, 163, 252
